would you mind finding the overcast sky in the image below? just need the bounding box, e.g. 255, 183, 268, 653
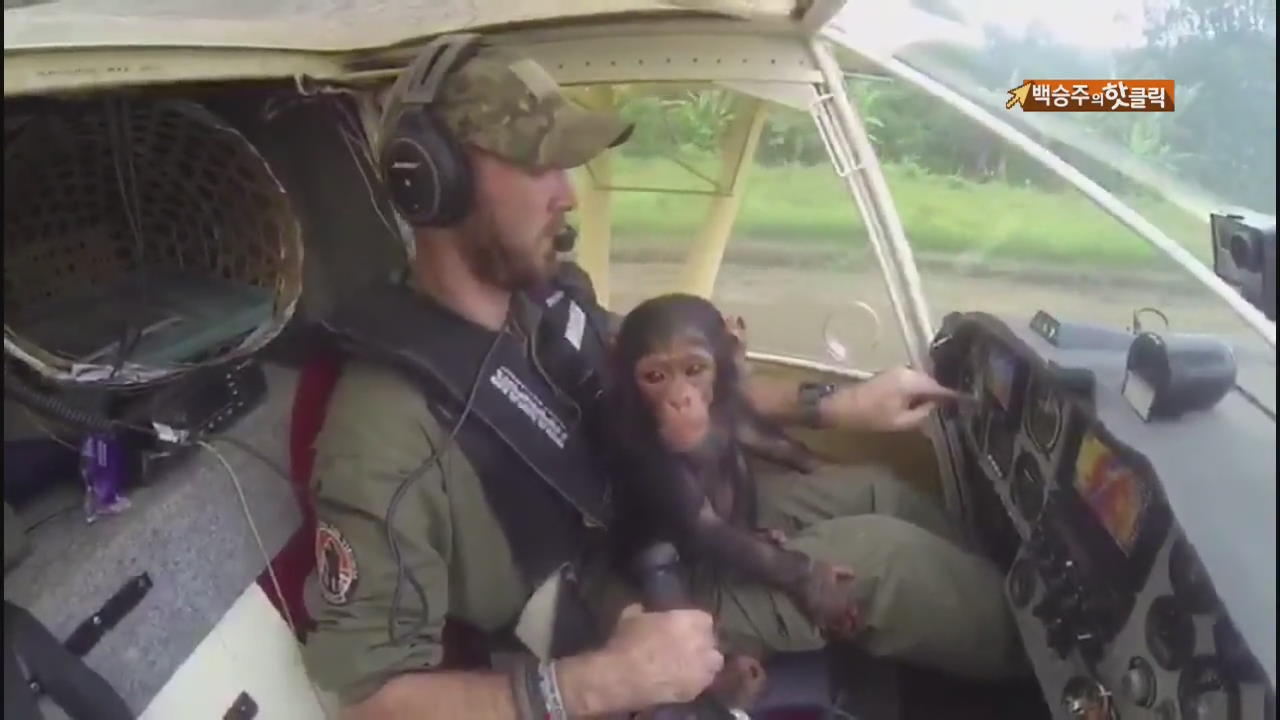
961, 0, 1151, 49
833, 0, 1156, 58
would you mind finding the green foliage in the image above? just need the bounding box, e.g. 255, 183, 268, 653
605, 156, 1208, 267
1111, 0, 1277, 212
612, 0, 1276, 214
597, 0, 1273, 267
616, 89, 828, 165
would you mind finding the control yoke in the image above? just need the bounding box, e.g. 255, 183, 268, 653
632, 542, 743, 720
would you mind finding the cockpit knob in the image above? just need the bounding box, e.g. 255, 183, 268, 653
1121, 657, 1157, 708
1061, 676, 1114, 720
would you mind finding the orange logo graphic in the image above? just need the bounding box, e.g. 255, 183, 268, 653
1006, 80, 1175, 112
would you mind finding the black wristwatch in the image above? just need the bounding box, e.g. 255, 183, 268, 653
797, 381, 838, 428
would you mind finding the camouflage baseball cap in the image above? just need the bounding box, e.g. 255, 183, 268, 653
382, 37, 632, 170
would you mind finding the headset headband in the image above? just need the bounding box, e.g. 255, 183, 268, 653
402, 33, 483, 106
376, 33, 485, 228
376, 33, 483, 145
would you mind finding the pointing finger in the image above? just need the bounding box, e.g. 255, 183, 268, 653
909, 377, 963, 403
897, 401, 938, 429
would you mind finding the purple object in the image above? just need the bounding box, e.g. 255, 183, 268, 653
80, 433, 131, 522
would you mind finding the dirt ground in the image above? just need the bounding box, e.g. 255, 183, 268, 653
605, 257, 1277, 405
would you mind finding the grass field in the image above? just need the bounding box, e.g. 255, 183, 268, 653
593, 156, 1211, 268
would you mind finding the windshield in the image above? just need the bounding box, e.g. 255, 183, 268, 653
825, 0, 1276, 410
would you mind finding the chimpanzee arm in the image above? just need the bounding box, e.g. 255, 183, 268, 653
688, 496, 813, 590
636, 459, 812, 592
736, 408, 819, 474
741, 374, 822, 427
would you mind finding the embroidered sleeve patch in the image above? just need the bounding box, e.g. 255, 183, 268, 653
316, 521, 359, 605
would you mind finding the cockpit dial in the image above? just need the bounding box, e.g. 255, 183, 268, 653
1026, 376, 1065, 454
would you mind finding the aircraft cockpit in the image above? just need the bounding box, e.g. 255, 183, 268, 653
2, 1, 1274, 719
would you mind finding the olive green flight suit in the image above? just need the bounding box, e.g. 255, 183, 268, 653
4, 502, 29, 573
300, 361, 1025, 707
697, 463, 1025, 678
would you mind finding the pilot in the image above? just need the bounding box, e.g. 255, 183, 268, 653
300, 33, 1025, 719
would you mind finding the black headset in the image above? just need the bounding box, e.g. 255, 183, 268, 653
378, 33, 485, 228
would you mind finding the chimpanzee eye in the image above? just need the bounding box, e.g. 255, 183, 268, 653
686, 363, 707, 377
642, 370, 666, 384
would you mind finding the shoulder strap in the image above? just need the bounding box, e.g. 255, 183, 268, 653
320, 284, 614, 582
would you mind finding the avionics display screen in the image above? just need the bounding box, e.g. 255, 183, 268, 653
985, 345, 1017, 410
1073, 431, 1145, 556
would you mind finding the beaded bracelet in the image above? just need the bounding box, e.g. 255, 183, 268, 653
509, 656, 547, 720
509, 655, 572, 720
538, 661, 569, 720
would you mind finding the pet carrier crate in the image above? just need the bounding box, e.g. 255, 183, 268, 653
4, 97, 303, 389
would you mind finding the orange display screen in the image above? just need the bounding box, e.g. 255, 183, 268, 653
1073, 432, 1144, 555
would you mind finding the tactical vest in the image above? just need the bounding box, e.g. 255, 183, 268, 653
319, 265, 617, 658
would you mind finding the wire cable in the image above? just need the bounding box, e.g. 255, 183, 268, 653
1234, 382, 1277, 422
338, 124, 404, 247
197, 440, 297, 636
196, 440, 332, 716
383, 317, 506, 645
17, 404, 80, 452
208, 434, 292, 488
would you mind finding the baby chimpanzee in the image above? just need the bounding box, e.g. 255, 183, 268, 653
607, 294, 860, 643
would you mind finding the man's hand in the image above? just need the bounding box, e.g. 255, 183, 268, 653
342, 605, 722, 720
607, 604, 724, 705
821, 366, 962, 433
558, 604, 723, 715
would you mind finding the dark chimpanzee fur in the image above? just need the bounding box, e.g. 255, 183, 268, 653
606, 294, 859, 640
722, 313, 821, 475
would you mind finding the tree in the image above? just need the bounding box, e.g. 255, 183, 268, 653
1127, 0, 1277, 212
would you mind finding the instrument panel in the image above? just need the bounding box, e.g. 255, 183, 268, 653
933, 312, 1275, 720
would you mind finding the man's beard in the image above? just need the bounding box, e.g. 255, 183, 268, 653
459, 207, 556, 291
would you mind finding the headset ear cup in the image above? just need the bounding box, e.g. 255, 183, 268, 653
381, 110, 473, 228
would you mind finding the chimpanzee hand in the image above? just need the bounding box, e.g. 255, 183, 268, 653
707, 654, 768, 710
755, 528, 788, 546
794, 559, 860, 639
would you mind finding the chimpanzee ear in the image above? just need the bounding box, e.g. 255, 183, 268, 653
723, 313, 739, 335
723, 314, 748, 352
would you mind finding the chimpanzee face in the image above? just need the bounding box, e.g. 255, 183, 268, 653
633, 331, 717, 453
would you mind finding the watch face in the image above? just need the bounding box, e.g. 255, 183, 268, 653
801, 382, 836, 399
799, 382, 836, 426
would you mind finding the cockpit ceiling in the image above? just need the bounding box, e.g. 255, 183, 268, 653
3, 0, 808, 53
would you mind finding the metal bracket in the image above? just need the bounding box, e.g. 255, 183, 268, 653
223, 691, 259, 719
292, 74, 353, 98
809, 92, 858, 178
1130, 306, 1170, 335
64, 573, 153, 657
